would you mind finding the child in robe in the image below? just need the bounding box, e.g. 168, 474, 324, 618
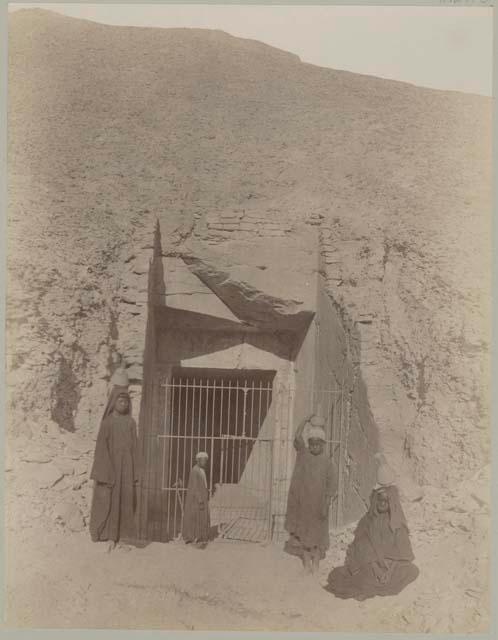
89, 387, 139, 552
182, 451, 211, 549
285, 413, 337, 574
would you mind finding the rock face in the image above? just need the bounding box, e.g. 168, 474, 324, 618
182, 231, 317, 333
7, 7, 491, 527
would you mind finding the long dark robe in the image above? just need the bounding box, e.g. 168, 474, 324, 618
89, 388, 138, 543
182, 464, 210, 543
284, 433, 336, 557
325, 485, 419, 600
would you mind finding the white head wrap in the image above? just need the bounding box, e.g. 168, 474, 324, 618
196, 451, 209, 460
308, 426, 326, 442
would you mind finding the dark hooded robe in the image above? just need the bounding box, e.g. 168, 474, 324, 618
284, 432, 337, 558
325, 485, 419, 600
89, 388, 139, 543
182, 464, 210, 543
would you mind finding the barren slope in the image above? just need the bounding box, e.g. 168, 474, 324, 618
7, 9, 491, 495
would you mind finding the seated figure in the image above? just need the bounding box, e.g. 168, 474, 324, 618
324, 484, 419, 600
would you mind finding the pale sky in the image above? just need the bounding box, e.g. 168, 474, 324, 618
8, 4, 494, 96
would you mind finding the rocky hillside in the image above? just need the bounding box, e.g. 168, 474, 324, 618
7, 8, 491, 499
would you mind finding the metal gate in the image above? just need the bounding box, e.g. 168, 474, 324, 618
143, 370, 276, 543
138, 371, 350, 544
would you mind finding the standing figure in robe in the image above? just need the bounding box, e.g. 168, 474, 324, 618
182, 451, 211, 548
285, 413, 337, 575
89, 386, 139, 552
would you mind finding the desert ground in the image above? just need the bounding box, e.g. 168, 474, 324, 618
5, 435, 489, 632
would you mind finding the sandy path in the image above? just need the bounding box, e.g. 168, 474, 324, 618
5, 517, 488, 633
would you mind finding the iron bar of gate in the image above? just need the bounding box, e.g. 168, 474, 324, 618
209, 379, 215, 493
189, 379, 195, 504
199, 378, 203, 482
219, 379, 225, 491
168, 378, 175, 538
159, 379, 169, 540
203, 378, 209, 489
183, 376, 188, 536
167, 378, 174, 538
250, 380, 255, 439
180, 378, 191, 537
166, 377, 173, 538
240, 382, 247, 483
265, 380, 272, 535
250, 382, 256, 500
200, 378, 204, 459
196, 378, 201, 471
232, 379, 238, 485
199, 381, 204, 464
232, 380, 237, 486
243, 383, 249, 485
257, 380, 263, 444
226, 379, 232, 485
178, 377, 186, 535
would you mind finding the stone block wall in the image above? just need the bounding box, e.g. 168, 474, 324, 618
204, 209, 293, 243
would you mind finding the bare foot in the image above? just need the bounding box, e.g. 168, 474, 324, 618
106, 541, 116, 553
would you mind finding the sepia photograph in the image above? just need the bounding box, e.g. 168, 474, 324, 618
4, 3, 493, 633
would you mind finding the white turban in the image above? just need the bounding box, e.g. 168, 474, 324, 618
308, 426, 326, 442
196, 451, 209, 460
310, 415, 325, 427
